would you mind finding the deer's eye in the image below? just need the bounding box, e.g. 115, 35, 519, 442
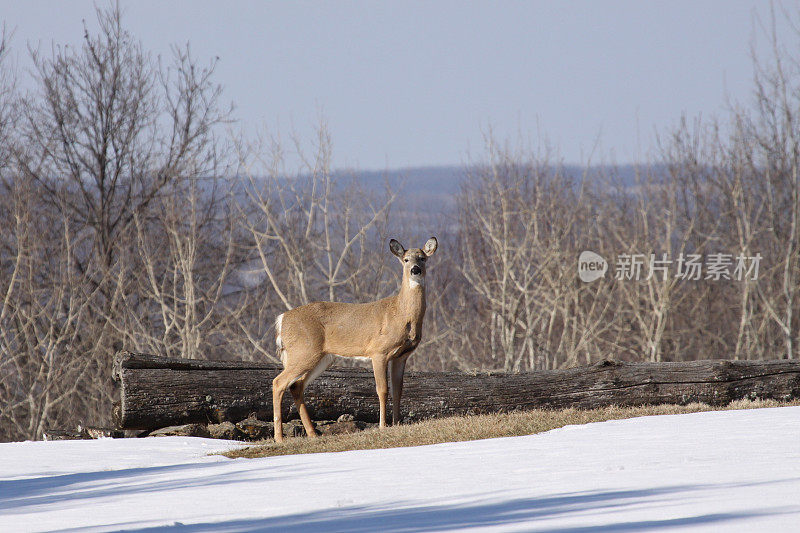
404, 259, 409, 263
420, 257, 426, 262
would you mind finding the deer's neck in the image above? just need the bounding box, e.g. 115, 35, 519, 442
397, 273, 426, 319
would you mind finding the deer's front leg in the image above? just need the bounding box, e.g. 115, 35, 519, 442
390, 353, 410, 425
372, 356, 389, 428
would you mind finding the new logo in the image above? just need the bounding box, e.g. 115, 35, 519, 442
578, 251, 607, 282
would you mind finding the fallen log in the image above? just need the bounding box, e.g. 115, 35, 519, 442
112, 351, 800, 430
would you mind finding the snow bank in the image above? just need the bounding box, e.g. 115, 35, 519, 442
2, 407, 799, 531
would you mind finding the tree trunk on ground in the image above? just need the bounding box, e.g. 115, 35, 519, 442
112, 351, 800, 430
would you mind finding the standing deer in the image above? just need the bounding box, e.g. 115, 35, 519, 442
272, 237, 438, 442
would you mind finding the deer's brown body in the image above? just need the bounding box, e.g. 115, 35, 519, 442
272, 237, 437, 442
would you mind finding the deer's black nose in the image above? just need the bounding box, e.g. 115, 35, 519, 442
411, 265, 422, 276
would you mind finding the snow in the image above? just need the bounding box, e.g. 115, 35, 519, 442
2, 407, 799, 532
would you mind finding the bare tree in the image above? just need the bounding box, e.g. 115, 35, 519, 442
18, 3, 230, 271
0, 177, 106, 441
108, 179, 243, 360
1, 3, 234, 440
457, 137, 598, 370
235, 124, 396, 362
0, 24, 15, 173
743, 4, 800, 359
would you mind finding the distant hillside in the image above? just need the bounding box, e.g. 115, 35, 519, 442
335, 166, 464, 212
345, 163, 645, 210
238, 164, 649, 228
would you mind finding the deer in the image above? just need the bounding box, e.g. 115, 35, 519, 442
271, 237, 438, 443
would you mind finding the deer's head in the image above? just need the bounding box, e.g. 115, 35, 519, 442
390, 237, 438, 288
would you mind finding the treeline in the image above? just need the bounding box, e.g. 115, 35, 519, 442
1, 5, 799, 441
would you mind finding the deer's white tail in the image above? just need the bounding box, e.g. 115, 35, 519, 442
275, 313, 286, 365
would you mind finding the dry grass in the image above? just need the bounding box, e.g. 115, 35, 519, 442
224, 399, 800, 459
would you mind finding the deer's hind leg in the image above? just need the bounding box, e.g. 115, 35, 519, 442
289, 355, 335, 438
288, 379, 316, 439
291, 354, 335, 438
272, 368, 296, 443
274, 351, 333, 442
272, 352, 318, 443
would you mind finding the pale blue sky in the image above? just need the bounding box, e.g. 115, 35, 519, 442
1, 1, 792, 170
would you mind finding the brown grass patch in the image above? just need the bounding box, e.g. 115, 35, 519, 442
223, 399, 800, 459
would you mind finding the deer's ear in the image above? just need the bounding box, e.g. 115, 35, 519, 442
389, 239, 406, 258
423, 237, 438, 256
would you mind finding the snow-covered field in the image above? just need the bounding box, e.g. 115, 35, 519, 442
2, 407, 799, 532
